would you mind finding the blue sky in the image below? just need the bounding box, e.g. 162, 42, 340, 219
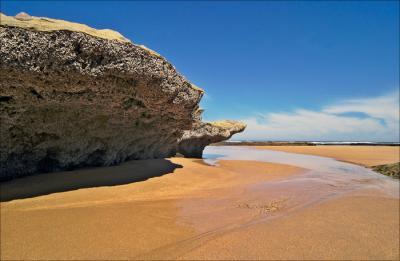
1, 1, 399, 141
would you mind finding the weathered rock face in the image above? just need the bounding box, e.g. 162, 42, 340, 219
178, 120, 246, 158
0, 13, 245, 180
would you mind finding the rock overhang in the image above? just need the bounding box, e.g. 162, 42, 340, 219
0, 12, 244, 180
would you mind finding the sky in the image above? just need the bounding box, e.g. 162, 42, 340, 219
1, 1, 399, 141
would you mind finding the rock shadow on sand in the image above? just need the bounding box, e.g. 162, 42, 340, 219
0, 159, 182, 202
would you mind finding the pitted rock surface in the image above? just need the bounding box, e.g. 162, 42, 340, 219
0, 13, 245, 180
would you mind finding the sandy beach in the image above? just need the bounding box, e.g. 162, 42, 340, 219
2, 4, 398, 260
255, 145, 400, 166
1, 146, 399, 260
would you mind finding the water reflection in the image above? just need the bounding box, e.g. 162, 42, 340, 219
174, 146, 399, 237
203, 146, 399, 198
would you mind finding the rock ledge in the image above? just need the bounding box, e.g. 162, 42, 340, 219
178, 120, 246, 158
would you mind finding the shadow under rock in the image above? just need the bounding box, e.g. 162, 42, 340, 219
0, 159, 182, 202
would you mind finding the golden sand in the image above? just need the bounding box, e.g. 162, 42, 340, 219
0, 159, 301, 260
176, 194, 399, 260
1, 147, 399, 260
256, 145, 400, 166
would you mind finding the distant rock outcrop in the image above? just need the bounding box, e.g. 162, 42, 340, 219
0, 13, 245, 180
372, 162, 399, 179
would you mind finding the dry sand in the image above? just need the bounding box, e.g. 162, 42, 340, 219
1, 146, 399, 260
256, 145, 400, 166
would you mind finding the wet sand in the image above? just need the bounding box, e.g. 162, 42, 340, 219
0, 159, 301, 260
176, 194, 399, 260
255, 145, 400, 166
1, 147, 399, 260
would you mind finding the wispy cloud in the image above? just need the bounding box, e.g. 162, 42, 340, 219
233, 91, 399, 142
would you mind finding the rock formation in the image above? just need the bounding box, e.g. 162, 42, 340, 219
178, 120, 246, 158
0, 13, 245, 180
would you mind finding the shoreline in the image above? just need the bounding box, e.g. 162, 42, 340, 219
252, 145, 399, 179
1, 146, 399, 260
215, 141, 400, 146
252, 145, 399, 167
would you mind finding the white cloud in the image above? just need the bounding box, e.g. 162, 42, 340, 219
233, 91, 399, 142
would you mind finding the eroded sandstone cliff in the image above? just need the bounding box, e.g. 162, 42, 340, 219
0, 13, 245, 180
